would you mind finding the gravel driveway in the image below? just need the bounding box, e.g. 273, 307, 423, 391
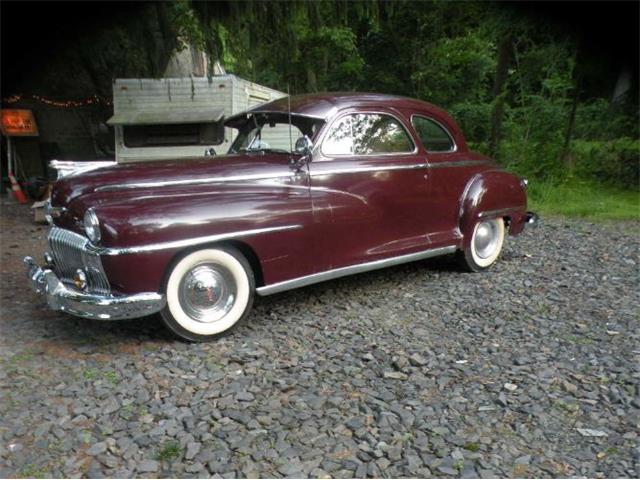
1, 200, 638, 478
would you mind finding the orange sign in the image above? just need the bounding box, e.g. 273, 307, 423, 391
1, 109, 39, 136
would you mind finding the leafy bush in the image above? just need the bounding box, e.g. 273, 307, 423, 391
498, 138, 565, 180
571, 138, 640, 188
573, 99, 638, 141
450, 102, 493, 144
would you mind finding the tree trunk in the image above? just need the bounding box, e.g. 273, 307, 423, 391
489, 35, 512, 158
307, 67, 318, 93
561, 71, 581, 170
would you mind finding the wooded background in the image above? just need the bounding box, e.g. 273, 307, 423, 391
2, 1, 638, 215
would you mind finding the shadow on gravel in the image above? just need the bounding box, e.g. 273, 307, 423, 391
251, 254, 461, 311
17, 311, 176, 347
12, 254, 462, 346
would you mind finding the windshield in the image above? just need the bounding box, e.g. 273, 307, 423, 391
228, 113, 323, 154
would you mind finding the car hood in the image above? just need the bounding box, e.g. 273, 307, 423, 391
51, 153, 294, 208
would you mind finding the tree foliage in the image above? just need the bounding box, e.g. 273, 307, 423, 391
6, 1, 635, 187
185, 0, 638, 187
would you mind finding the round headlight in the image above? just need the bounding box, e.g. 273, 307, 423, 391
83, 208, 101, 243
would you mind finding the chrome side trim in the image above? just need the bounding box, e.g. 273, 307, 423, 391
309, 160, 487, 177
256, 244, 457, 296
429, 160, 491, 169
92, 224, 302, 256
311, 163, 429, 177
24, 256, 166, 320
95, 172, 296, 193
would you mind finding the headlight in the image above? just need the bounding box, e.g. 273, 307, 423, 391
83, 208, 101, 243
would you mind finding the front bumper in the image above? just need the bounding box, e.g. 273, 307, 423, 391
24, 256, 166, 320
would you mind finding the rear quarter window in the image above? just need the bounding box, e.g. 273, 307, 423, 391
412, 116, 455, 152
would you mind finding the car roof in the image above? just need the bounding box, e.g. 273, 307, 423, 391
225, 92, 451, 123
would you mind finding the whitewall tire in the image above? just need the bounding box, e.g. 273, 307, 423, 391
160, 246, 254, 342
458, 218, 505, 272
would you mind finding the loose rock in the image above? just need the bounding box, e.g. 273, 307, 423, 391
1, 205, 637, 479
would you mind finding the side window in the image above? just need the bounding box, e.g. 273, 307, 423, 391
412, 116, 455, 152
322, 113, 414, 156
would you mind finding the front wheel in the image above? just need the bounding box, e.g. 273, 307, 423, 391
160, 246, 255, 342
457, 217, 505, 272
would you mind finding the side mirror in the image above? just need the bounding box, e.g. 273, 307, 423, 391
294, 136, 313, 156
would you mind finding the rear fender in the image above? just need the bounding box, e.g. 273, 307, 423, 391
458, 170, 527, 247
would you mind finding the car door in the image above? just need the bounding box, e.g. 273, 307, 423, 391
308, 108, 433, 272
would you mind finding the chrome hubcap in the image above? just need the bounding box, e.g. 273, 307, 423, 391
178, 264, 236, 322
473, 220, 500, 259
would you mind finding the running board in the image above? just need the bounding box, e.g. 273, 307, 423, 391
256, 245, 457, 296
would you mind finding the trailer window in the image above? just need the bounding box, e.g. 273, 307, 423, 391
123, 122, 224, 148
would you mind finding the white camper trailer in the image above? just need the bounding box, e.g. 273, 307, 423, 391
107, 76, 285, 163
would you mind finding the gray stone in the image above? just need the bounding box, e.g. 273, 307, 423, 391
278, 460, 305, 477
236, 391, 255, 402
515, 454, 531, 465
438, 466, 458, 476
87, 442, 107, 456
383, 371, 408, 380
137, 460, 159, 473
185, 442, 201, 460
409, 353, 428, 366
461, 467, 478, 478
185, 462, 204, 473
103, 398, 120, 414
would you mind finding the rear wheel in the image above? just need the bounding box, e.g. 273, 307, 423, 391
457, 218, 505, 272
160, 247, 254, 342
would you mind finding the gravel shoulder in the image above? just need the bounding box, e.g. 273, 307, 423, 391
1, 200, 639, 478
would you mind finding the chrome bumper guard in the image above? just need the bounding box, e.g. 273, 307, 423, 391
525, 211, 539, 226
24, 256, 166, 320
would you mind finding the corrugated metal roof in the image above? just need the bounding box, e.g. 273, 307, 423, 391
107, 108, 224, 125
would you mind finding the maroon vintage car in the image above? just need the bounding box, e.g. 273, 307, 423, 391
25, 93, 536, 341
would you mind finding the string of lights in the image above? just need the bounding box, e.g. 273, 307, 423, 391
2, 94, 112, 108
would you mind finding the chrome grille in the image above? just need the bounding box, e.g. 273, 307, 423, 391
48, 227, 110, 294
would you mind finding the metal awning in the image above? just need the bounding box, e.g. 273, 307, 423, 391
107, 108, 224, 126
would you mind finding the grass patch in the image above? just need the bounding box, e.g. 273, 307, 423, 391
17, 464, 48, 479
553, 399, 580, 414
463, 442, 481, 452
103, 371, 118, 385
83, 368, 99, 380
156, 440, 182, 462
562, 334, 595, 345
528, 180, 639, 221
10, 352, 35, 364
604, 446, 619, 456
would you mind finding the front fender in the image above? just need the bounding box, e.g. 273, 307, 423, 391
458, 170, 527, 246
86, 183, 312, 294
